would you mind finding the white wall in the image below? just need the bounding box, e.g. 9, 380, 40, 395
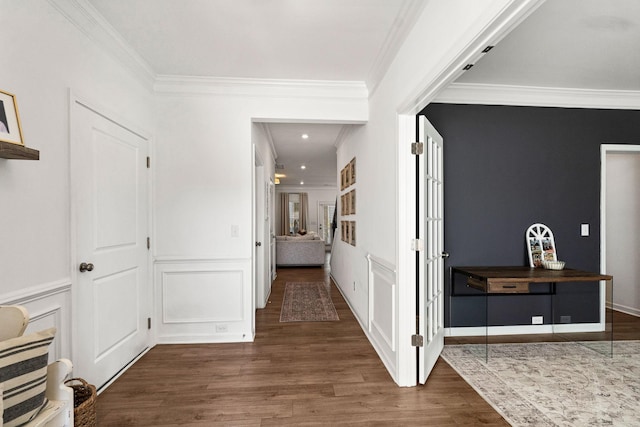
275, 186, 338, 237
152, 85, 366, 342
0, 0, 154, 361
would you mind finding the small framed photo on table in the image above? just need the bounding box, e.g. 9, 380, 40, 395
0, 90, 24, 146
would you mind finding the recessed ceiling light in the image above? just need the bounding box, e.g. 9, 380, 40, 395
300, 165, 306, 170
275, 173, 286, 178
301, 134, 309, 140
300, 181, 304, 185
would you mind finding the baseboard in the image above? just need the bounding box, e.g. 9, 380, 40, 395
610, 303, 640, 318
446, 322, 605, 337
157, 333, 254, 344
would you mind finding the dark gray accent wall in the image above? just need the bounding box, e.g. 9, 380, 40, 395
421, 103, 640, 327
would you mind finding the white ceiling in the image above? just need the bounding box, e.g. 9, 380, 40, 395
87, 0, 420, 187
86, 0, 640, 187
457, 0, 640, 91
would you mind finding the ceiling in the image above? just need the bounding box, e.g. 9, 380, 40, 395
86, 0, 640, 187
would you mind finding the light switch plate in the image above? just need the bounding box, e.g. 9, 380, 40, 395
581, 223, 589, 236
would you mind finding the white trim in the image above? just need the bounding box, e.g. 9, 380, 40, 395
436, 83, 640, 110
445, 322, 604, 337
366, 0, 427, 97
396, 114, 417, 387
398, 0, 546, 115
0, 279, 71, 305
601, 144, 640, 324
154, 256, 252, 264
48, 0, 156, 88
154, 75, 369, 99
611, 304, 640, 318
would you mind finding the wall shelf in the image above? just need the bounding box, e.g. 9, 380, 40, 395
0, 141, 40, 160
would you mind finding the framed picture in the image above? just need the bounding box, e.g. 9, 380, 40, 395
0, 90, 24, 145
349, 221, 356, 246
349, 158, 356, 184
349, 190, 356, 215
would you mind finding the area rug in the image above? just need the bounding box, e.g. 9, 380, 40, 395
280, 282, 339, 322
441, 341, 640, 426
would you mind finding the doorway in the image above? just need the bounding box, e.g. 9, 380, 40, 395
71, 98, 152, 390
318, 201, 335, 246
602, 144, 640, 316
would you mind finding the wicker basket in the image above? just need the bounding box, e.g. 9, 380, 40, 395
65, 378, 97, 427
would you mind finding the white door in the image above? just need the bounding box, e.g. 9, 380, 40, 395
72, 100, 151, 390
417, 115, 445, 383
254, 148, 267, 309
317, 202, 335, 245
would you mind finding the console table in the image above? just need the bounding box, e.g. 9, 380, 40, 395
450, 266, 613, 358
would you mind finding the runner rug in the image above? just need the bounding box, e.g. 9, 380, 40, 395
279, 282, 339, 322
441, 341, 640, 426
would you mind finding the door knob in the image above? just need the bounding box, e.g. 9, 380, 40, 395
255, 241, 262, 247
79, 262, 94, 272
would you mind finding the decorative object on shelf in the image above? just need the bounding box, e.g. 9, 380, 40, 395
526, 223, 557, 267
542, 260, 565, 270
0, 90, 24, 146
0, 90, 39, 160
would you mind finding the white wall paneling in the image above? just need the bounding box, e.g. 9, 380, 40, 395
0, 280, 72, 362
155, 259, 252, 343
366, 254, 397, 380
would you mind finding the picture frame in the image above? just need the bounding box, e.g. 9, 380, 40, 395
349, 189, 356, 215
349, 221, 356, 246
0, 90, 24, 146
349, 157, 356, 184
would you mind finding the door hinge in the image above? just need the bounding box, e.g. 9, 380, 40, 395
147, 318, 151, 330
146, 156, 150, 168
147, 237, 150, 250
411, 238, 424, 251
412, 334, 424, 347
411, 142, 424, 155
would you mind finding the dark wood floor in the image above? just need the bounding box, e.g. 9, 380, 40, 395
97, 261, 640, 426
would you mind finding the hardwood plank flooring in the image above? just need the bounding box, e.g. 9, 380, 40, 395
97, 261, 508, 426
98, 259, 640, 426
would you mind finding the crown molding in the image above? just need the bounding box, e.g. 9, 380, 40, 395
48, 0, 156, 89
153, 75, 369, 99
436, 83, 640, 110
334, 125, 355, 150
366, 0, 427, 97
276, 185, 338, 192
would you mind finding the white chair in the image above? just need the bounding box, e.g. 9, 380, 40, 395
0, 306, 74, 427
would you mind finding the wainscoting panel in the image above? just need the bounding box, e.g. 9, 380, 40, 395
1, 279, 72, 362
366, 254, 397, 380
155, 259, 252, 343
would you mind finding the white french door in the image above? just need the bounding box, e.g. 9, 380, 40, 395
72, 100, 151, 390
417, 115, 445, 384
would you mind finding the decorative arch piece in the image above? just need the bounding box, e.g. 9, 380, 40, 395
526, 223, 557, 267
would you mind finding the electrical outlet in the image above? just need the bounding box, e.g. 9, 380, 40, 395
215, 324, 228, 333
560, 315, 571, 323
532, 316, 543, 325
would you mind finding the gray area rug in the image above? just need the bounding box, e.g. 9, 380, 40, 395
441, 341, 640, 426
280, 282, 339, 322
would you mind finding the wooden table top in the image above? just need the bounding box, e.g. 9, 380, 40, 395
452, 266, 612, 284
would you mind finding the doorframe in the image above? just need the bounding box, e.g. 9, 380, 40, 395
253, 144, 267, 311
394, 0, 544, 386
600, 144, 640, 318
68, 90, 155, 389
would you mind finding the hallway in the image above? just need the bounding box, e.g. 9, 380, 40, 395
97, 263, 507, 426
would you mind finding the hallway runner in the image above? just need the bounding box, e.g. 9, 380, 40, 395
280, 282, 339, 322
